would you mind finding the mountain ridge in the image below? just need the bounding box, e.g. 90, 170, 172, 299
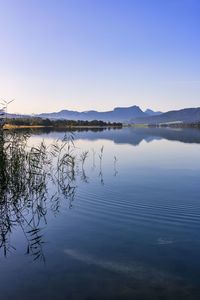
132, 107, 200, 124
6, 105, 200, 124
38, 105, 149, 122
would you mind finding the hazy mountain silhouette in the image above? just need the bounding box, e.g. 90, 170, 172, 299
133, 107, 200, 124
38, 105, 147, 122
6, 106, 200, 124
145, 109, 162, 116
38, 106, 200, 124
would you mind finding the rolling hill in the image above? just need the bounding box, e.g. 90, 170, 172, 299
132, 107, 200, 124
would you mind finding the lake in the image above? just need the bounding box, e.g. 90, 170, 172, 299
0, 127, 200, 300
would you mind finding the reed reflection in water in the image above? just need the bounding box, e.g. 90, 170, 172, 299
0, 129, 108, 261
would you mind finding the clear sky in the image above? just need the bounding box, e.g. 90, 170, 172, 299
0, 0, 200, 114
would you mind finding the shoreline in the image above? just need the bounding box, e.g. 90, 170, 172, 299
3, 124, 122, 130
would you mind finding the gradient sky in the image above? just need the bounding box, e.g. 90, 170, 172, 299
0, 0, 200, 114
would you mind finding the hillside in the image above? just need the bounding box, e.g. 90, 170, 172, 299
38, 106, 147, 122
132, 107, 200, 124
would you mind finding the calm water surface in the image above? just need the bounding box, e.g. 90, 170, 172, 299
0, 127, 200, 300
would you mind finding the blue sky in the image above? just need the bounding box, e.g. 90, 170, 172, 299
0, 0, 200, 114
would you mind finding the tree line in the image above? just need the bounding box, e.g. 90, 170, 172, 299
5, 117, 122, 127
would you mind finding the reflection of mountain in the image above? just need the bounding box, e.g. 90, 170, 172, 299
32, 127, 200, 146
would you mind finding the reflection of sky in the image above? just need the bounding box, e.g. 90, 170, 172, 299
1, 129, 200, 299
29, 128, 200, 170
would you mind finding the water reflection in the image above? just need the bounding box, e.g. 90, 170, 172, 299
0, 130, 107, 261
20, 126, 200, 146
0, 128, 200, 299
1, 127, 200, 260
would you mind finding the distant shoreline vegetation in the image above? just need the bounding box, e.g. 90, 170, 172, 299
3, 117, 122, 129
125, 122, 200, 128
2, 117, 200, 130
151, 122, 200, 128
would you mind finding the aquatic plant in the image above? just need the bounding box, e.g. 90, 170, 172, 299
0, 129, 114, 261
99, 145, 104, 162
114, 156, 118, 176
91, 148, 96, 170
0, 130, 79, 261
98, 146, 104, 185
80, 150, 89, 167
0, 99, 14, 127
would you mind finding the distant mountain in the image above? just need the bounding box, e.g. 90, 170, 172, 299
145, 109, 162, 116
7, 106, 200, 125
38, 105, 147, 122
132, 107, 200, 124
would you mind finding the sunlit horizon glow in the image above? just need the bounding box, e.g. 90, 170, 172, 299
0, 0, 200, 114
